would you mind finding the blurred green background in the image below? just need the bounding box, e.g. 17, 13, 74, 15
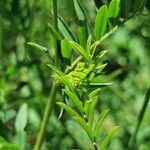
0, 0, 150, 149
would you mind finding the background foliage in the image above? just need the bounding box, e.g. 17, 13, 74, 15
0, 0, 150, 149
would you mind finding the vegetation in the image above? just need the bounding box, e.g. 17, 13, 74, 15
0, 0, 150, 150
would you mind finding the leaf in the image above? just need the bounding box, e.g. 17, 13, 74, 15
47, 64, 65, 76
84, 100, 92, 117
61, 38, 72, 58
78, 25, 87, 48
28, 42, 47, 52
86, 35, 92, 56
100, 126, 120, 150
63, 89, 84, 114
88, 99, 97, 127
81, 82, 112, 88
73, 116, 93, 141
15, 103, 28, 132
48, 23, 62, 40
94, 5, 108, 39
89, 88, 101, 99
70, 41, 90, 63
94, 109, 109, 140
73, 0, 85, 21
58, 16, 75, 41
108, 0, 120, 18
57, 102, 80, 117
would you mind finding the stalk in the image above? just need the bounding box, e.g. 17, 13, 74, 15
128, 86, 150, 148
34, 0, 58, 149
34, 82, 58, 150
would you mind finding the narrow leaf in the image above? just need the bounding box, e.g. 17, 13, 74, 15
73, 116, 93, 141
58, 16, 75, 41
63, 89, 84, 114
108, 0, 120, 18
100, 126, 120, 150
73, 0, 85, 21
94, 5, 108, 39
89, 88, 101, 99
61, 38, 72, 58
70, 41, 90, 63
28, 42, 47, 52
94, 109, 109, 140
57, 102, 80, 117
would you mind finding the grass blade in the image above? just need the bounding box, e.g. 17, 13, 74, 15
28, 42, 48, 52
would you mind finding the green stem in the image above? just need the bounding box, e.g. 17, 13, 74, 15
34, 82, 58, 150
128, 86, 150, 148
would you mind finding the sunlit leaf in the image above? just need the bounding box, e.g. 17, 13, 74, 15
61, 38, 72, 58
94, 5, 108, 39
108, 0, 120, 18
89, 88, 101, 99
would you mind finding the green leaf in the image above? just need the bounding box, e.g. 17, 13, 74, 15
63, 89, 84, 114
81, 82, 112, 88
108, 0, 120, 18
70, 41, 90, 63
94, 5, 108, 39
61, 38, 72, 58
48, 23, 62, 40
28, 42, 47, 52
47, 64, 65, 76
15, 103, 28, 132
86, 35, 92, 56
84, 100, 92, 117
73, 116, 93, 141
78, 25, 87, 48
88, 99, 97, 127
57, 102, 80, 117
73, 0, 85, 21
94, 109, 109, 140
100, 126, 120, 150
89, 88, 101, 99
58, 16, 75, 41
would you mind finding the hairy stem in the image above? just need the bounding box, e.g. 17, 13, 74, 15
128, 86, 150, 148
34, 82, 58, 150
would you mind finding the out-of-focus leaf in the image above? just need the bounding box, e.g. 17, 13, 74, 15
94, 109, 109, 140
57, 102, 80, 117
94, 5, 108, 39
63, 89, 84, 114
78, 25, 87, 48
61, 38, 72, 59
15, 103, 28, 132
108, 0, 120, 18
73, 116, 93, 141
81, 82, 112, 88
86, 35, 92, 56
58, 16, 75, 40
100, 126, 120, 150
70, 41, 90, 63
73, 0, 85, 21
28, 42, 47, 52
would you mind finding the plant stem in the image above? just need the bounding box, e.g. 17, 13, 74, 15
34, 82, 58, 150
128, 86, 150, 148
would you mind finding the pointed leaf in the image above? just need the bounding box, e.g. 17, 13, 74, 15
94, 109, 109, 140
89, 88, 101, 99
63, 89, 84, 114
28, 42, 47, 52
70, 41, 90, 63
73, 116, 94, 141
86, 35, 92, 55
108, 0, 120, 18
61, 38, 72, 58
57, 102, 80, 117
84, 100, 92, 117
73, 0, 85, 21
94, 5, 108, 39
58, 16, 75, 40
100, 126, 120, 150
